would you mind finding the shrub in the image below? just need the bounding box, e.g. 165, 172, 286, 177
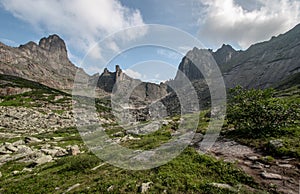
57, 154, 101, 173
227, 86, 299, 138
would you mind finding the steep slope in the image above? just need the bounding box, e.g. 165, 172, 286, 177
222, 23, 300, 89
175, 23, 300, 89
212, 44, 239, 71
0, 35, 88, 90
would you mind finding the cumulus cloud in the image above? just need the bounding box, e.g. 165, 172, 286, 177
124, 69, 142, 79
0, 0, 145, 59
198, 0, 300, 49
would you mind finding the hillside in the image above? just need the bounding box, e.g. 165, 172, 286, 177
176, 24, 300, 90
0, 74, 266, 193
0, 35, 88, 91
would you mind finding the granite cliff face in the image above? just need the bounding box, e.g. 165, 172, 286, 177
176, 24, 300, 89
222, 23, 300, 89
97, 65, 168, 103
0, 35, 88, 90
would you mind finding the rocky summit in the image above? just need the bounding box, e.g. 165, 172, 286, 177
0, 34, 88, 90
97, 65, 168, 103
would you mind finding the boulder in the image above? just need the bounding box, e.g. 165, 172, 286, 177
67, 145, 80, 156
25, 137, 42, 144
261, 172, 282, 180
269, 139, 284, 149
15, 145, 33, 155
34, 154, 53, 165
12, 140, 25, 146
5, 144, 18, 152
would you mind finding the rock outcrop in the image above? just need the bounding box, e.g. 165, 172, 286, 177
97, 65, 168, 103
0, 34, 88, 90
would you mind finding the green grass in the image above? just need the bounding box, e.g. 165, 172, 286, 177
0, 148, 262, 194
121, 126, 172, 150
0, 74, 70, 107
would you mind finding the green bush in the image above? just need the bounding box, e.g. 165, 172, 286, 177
57, 154, 101, 173
227, 86, 299, 138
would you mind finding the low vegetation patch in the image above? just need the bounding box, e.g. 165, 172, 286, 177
225, 86, 300, 159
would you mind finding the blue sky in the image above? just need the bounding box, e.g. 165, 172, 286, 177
1, 0, 300, 81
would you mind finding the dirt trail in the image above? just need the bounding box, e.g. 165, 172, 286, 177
195, 138, 300, 194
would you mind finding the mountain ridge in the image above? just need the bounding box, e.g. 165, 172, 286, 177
178, 23, 300, 89
0, 34, 88, 91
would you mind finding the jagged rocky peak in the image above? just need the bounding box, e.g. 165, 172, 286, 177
0, 34, 88, 90
39, 34, 66, 52
97, 65, 126, 93
19, 41, 39, 50
212, 44, 237, 65
38, 34, 68, 60
175, 47, 210, 82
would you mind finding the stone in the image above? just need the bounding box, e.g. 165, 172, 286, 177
22, 168, 33, 173
269, 139, 284, 149
278, 164, 293, 168
51, 137, 64, 141
5, 144, 18, 152
112, 132, 124, 137
0, 154, 11, 164
251, 162, 264, 170
12, 170, 20, 175
54, 149, 68, 157
25, 137, 42, 144
191, 133, 204, 145
0, 146, 12, 154
15, 145, 33, 154
261, 172, 282, 180
65, 183, 80, 193
209, 183, 233, 190
107, 185, 114, 192
12, 140, 25, 146
247, 155, 259, 161
41, 149, 58, 157
34, 154, 53, 165
67, 145, 80, 156
91, 163, 106, 171
120, 135, 141, 142
138, 182, 153, 193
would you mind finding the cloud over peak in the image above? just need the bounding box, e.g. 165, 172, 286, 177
0, 0, 145, 58
198, 0, 300, 49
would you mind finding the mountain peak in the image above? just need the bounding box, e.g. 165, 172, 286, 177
213, 44, 237, 66
38, 34, 68, 62
39, 34, 66, 52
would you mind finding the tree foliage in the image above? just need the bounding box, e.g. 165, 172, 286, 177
227, 86, 299, 137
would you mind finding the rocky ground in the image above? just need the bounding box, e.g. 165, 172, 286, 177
1, 101, 298, 193
198, 138, 300, 194
0, 80, 299, 193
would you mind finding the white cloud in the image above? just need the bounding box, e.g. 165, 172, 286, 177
124, 69, 142, 79
0, 37, 18, 47
198, 0, 300, 49
157, 48, 182, 60
0, 0, 145, 59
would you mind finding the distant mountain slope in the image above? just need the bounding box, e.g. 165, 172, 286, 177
176, 23, 300, 89
223, 23, 300, 89
97, 65, 168, 103
0, 35, 88, 90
